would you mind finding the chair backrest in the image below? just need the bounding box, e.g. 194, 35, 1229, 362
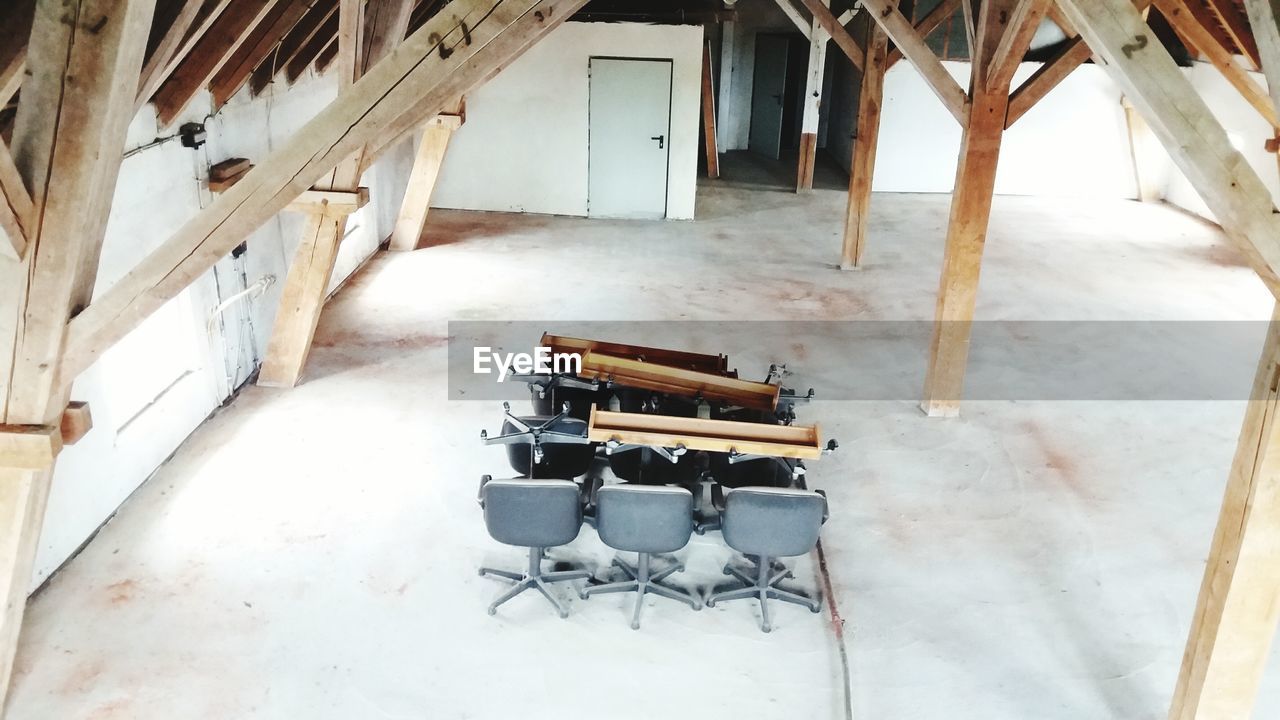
595, 484, 694, 554
721, 487, 827, 558
502, 415, 594, 478
482, 478, 583, 548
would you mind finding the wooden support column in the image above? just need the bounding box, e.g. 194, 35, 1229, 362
1166, 304, 1280, 720
716, 20, 735, 145
258, 0, 370, 388
921, 0, 1038, 416
701, 39, 720, 180
0, 0, 154, 708
1052, 0, 1280, 717
387, 113, 463, 252
919, 86, 1008, 416
840, 23, 888, 269
796, 2, 829, 192
1122, 96, 1162, 202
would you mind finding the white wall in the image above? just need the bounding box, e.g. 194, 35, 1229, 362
835, 61, 1139, 198
431, 22, 703, 220
33, 71, 413, 590
1162, 64, 1280, 221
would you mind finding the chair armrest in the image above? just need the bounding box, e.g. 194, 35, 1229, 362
477, 474, 492, 508
711, 483, 727, 512
815, 488, 829, 524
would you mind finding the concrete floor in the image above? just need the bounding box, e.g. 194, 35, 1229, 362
8, 165, 1280, 719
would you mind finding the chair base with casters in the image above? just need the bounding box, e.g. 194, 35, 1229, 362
479, 545, 591, 618
706, 555, 821, 633
581, 552, 701, 629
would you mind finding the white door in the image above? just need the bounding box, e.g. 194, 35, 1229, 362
588, 58, 672, 219
749, 34, 789, 159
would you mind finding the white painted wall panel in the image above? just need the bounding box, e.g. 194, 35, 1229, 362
431, 22, 703, 220
33, 70, 410, 590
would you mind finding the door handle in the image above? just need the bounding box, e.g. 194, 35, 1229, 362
651, 134, 664, 149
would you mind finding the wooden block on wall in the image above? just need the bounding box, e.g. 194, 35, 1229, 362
208, 157, 253, 192
284, 187, 371, 216
0, 425, 62, 470
59, 402, 92, 445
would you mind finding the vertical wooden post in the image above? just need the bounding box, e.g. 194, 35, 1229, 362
388, 114, 461, 252
701, 39, 720, 179
920, 86, 1008, 416
1168, 304, 1280, 720
1122, 95, 1163, 202
920, 0, 1027, 417
840, 23, 889, 269
717, 20, 735, 149
0, 0, 155, 707
796, 5, 829, 191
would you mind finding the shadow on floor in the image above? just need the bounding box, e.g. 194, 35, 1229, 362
708, 149, 850, 193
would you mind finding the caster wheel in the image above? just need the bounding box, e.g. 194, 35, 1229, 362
707, 600, 716, 608
578, 591, 589, 600
559, 610, 569, 619
809, 604, 821, 614
487, 607, 497, 616
761, 625, 773, 633
677, 565, 686, 573
630, 622, 640, 630
722, 566, 733, 576
692, 603, 702, 612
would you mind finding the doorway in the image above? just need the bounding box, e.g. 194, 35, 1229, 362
748, 32, 812, 160
588, 57, 673, 219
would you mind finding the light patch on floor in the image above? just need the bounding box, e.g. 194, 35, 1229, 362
7, 169, 1280, 719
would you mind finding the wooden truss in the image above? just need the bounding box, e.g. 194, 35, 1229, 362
0, 0, 588, 710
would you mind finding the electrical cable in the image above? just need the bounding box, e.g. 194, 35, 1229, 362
816, 537, 854, 720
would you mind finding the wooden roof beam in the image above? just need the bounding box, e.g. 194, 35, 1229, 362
209, 0, 314, 109
0, 0, 35, 110
1154, 0, 1278, 128
61, 0, 590, 385
285, 3, 340, 82
136, 0, 206, 108
249, 0, 337, 95
150, 0, 284, 126
888, 0, 962, 68
798, 0, 864, 71
0, 138, 32, 261
986, 0, 1052, 91
1206, 0, 1260, 68
860, 0, 969, 123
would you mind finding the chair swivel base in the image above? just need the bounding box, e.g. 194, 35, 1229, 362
480, 546, 590, 618
580, 554, 701, 629
706, 555, 821, 632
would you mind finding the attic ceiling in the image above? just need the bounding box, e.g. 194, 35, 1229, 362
0, 0, 1264, 138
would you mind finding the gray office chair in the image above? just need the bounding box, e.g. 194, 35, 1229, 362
706, 486, 828, 632
580, 484, 702, 629
477, 476, 591, 618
